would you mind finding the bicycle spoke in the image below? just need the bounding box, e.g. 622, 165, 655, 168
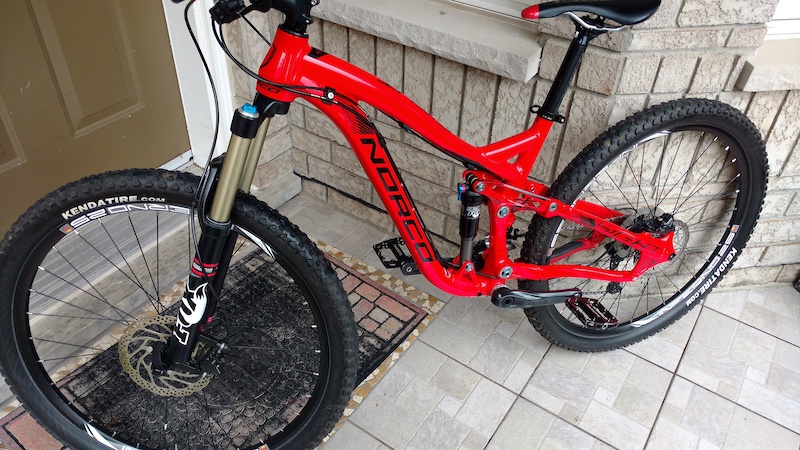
689, 209, 736, 227
223, 352, 320, 377
210, 372, 262, 409
652, 131, 683, 206
680, 135, 708, 200
227, 345, 320, 353
51, 246, 130, 323
29, 288, 133, 323
38, 353, 108, 363
28, 312, 120, 322
98, 219, 153, 299
622, 151, 653, 213
31, 338, 105, 353
538, 121, 753, 331
600, 167, 638, 211
660, 139, 728, 214
65, 369, 125, 408
72, 228, 161, 310
128, 216, 159, 308
198, 389, 238, 447
673, 156, 733, 214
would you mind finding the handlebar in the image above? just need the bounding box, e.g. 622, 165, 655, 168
172, 0, 316, 35
195, 0, 316, 34
206, 0, 270, 24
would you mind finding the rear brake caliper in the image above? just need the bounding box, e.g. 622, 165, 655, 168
604, 208, 676, 293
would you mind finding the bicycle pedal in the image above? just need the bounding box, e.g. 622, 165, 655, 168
566, 296, 618, 327
373, 237, 420, 275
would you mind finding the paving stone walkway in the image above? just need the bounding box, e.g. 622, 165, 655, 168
1, 193, 798, 449
278, 195, 800, 450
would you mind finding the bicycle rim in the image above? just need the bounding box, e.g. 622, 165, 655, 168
534, 123, 756, 333
11, 198, 334, 449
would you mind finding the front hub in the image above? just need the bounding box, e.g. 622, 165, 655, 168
118, 316, 212, 397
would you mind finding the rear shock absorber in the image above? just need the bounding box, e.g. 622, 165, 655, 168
458, 183, 484, 265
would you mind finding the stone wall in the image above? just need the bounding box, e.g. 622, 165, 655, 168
227, 0, 799, 286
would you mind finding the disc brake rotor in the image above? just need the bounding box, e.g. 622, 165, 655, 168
611, 207, 667, 258
118, 315, 211, 397
604, 206, 687, 292
646, 218, 689, 275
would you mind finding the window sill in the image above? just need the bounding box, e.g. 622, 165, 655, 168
736, 38, 800, 92
312, 0, 542, 82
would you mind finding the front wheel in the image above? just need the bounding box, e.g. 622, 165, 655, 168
521, 99, 768, 351
0, 169, 358, 449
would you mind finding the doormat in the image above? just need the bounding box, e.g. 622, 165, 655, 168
326, 254, 428, 382
0, 248, 431, 450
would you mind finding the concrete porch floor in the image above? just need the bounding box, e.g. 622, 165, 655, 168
0, 190, 797, 449
277, 193, 800, 450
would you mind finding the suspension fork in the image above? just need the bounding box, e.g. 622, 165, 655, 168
158, 101, 273, 370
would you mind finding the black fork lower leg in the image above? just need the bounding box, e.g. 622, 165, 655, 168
162, 219, 235, 367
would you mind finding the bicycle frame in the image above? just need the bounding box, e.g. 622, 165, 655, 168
160, 0, 677, 368
246, 28, 675, 297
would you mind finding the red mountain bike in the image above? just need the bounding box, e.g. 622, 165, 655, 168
0, 0, 767, 448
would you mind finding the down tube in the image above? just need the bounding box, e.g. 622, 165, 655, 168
310, 101, 499, 297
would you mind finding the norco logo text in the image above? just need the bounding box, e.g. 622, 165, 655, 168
363, 137, 435, 264
61, 203, 188, 233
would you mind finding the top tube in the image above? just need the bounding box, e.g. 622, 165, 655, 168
258, 28, 556, 185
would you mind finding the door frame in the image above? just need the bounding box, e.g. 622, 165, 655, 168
162, 0, 234, 168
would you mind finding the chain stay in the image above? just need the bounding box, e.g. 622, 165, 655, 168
460, 170, 676, 283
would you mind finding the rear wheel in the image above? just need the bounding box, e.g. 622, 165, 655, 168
0, 169, 358, 449
521, 99, 767, 351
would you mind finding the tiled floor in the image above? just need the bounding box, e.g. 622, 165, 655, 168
278, 193, 800, 450
0, 192, 797, 450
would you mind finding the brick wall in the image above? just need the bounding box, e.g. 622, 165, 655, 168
227, 0, 799, 286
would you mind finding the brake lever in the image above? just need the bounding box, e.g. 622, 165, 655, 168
210, 0, 272, 24
210, 0, 246, 24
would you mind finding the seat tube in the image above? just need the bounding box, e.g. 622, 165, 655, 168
538, 26, 595, 121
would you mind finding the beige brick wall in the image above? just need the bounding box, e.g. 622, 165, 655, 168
227, 1, 799, 284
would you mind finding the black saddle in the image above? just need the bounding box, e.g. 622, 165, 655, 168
522, 0, 661, 26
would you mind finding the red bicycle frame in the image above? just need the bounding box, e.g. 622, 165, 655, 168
256, 28, 674, 297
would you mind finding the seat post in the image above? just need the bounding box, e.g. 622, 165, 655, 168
538, 21, 605, 122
